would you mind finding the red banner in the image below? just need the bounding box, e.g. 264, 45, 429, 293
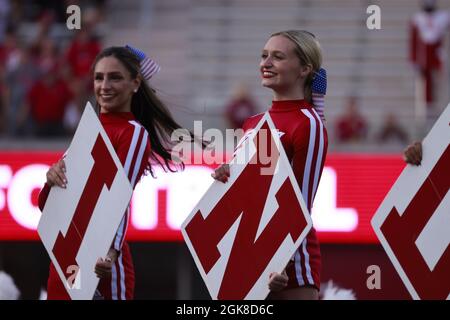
0, 151, 405, 243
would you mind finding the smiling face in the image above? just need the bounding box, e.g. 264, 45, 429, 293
260, 35, 310, 100
94, 56, 140, 113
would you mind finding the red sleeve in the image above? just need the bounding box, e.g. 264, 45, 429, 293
38, 183, 51, 211
291, 111, 328, 211
112, 123, 151, 251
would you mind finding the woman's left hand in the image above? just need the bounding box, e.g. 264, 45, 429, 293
94, 248, 119, 279
268, 270, 288, 292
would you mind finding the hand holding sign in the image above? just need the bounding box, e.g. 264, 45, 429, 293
46, 159, 67, 188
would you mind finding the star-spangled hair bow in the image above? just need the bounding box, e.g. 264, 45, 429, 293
312, 67, 327, 95
311, 67, 327, 121
125, 44, 161, 81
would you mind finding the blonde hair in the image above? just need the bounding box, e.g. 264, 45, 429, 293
270, 30, 322, 103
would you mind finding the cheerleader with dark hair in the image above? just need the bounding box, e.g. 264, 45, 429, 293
39, 45, 189, 300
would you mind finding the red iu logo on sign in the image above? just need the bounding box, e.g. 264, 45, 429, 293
52, 134, 118, 286
372, 105, 450, 300
182, 115, 312, 300
380, 145, 449, 299
38, 102, 133, 300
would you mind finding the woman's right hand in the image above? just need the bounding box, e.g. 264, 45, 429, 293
46, 159, 67, 188
211, 164, 230, 183
403, 141, 422, 166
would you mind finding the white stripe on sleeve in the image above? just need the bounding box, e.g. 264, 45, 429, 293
310, 108, 325, 203
301, 109, 318, 208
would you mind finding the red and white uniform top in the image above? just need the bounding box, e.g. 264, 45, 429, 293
99, 112, 150, 251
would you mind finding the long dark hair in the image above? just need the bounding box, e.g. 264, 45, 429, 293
93, 46, 191, 177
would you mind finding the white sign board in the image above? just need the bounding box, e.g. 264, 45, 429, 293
38, 103, 133, 300
372, 103, 450, 300
182, 113, 313, 300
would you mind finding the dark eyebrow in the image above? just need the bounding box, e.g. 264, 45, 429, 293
94, 71, 124, 76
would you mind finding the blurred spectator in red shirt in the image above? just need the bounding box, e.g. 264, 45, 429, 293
30, 36, 59, 76
336, 96, 368, 142
65, 7, 102, 80
224, 83, 258, 129
19, 62, 73, 138
377, 112, 409, 144
65, 29, 101, 80
0, 26, 34, 136
64, 9, 102, 128
4, 48, 39, 137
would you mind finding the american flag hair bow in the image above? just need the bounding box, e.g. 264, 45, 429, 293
311, 67, 327, 121
125, 44, 161, 81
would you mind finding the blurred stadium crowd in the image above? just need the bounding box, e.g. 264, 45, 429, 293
0, 0, 106, 139
1, 0, 449, 150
